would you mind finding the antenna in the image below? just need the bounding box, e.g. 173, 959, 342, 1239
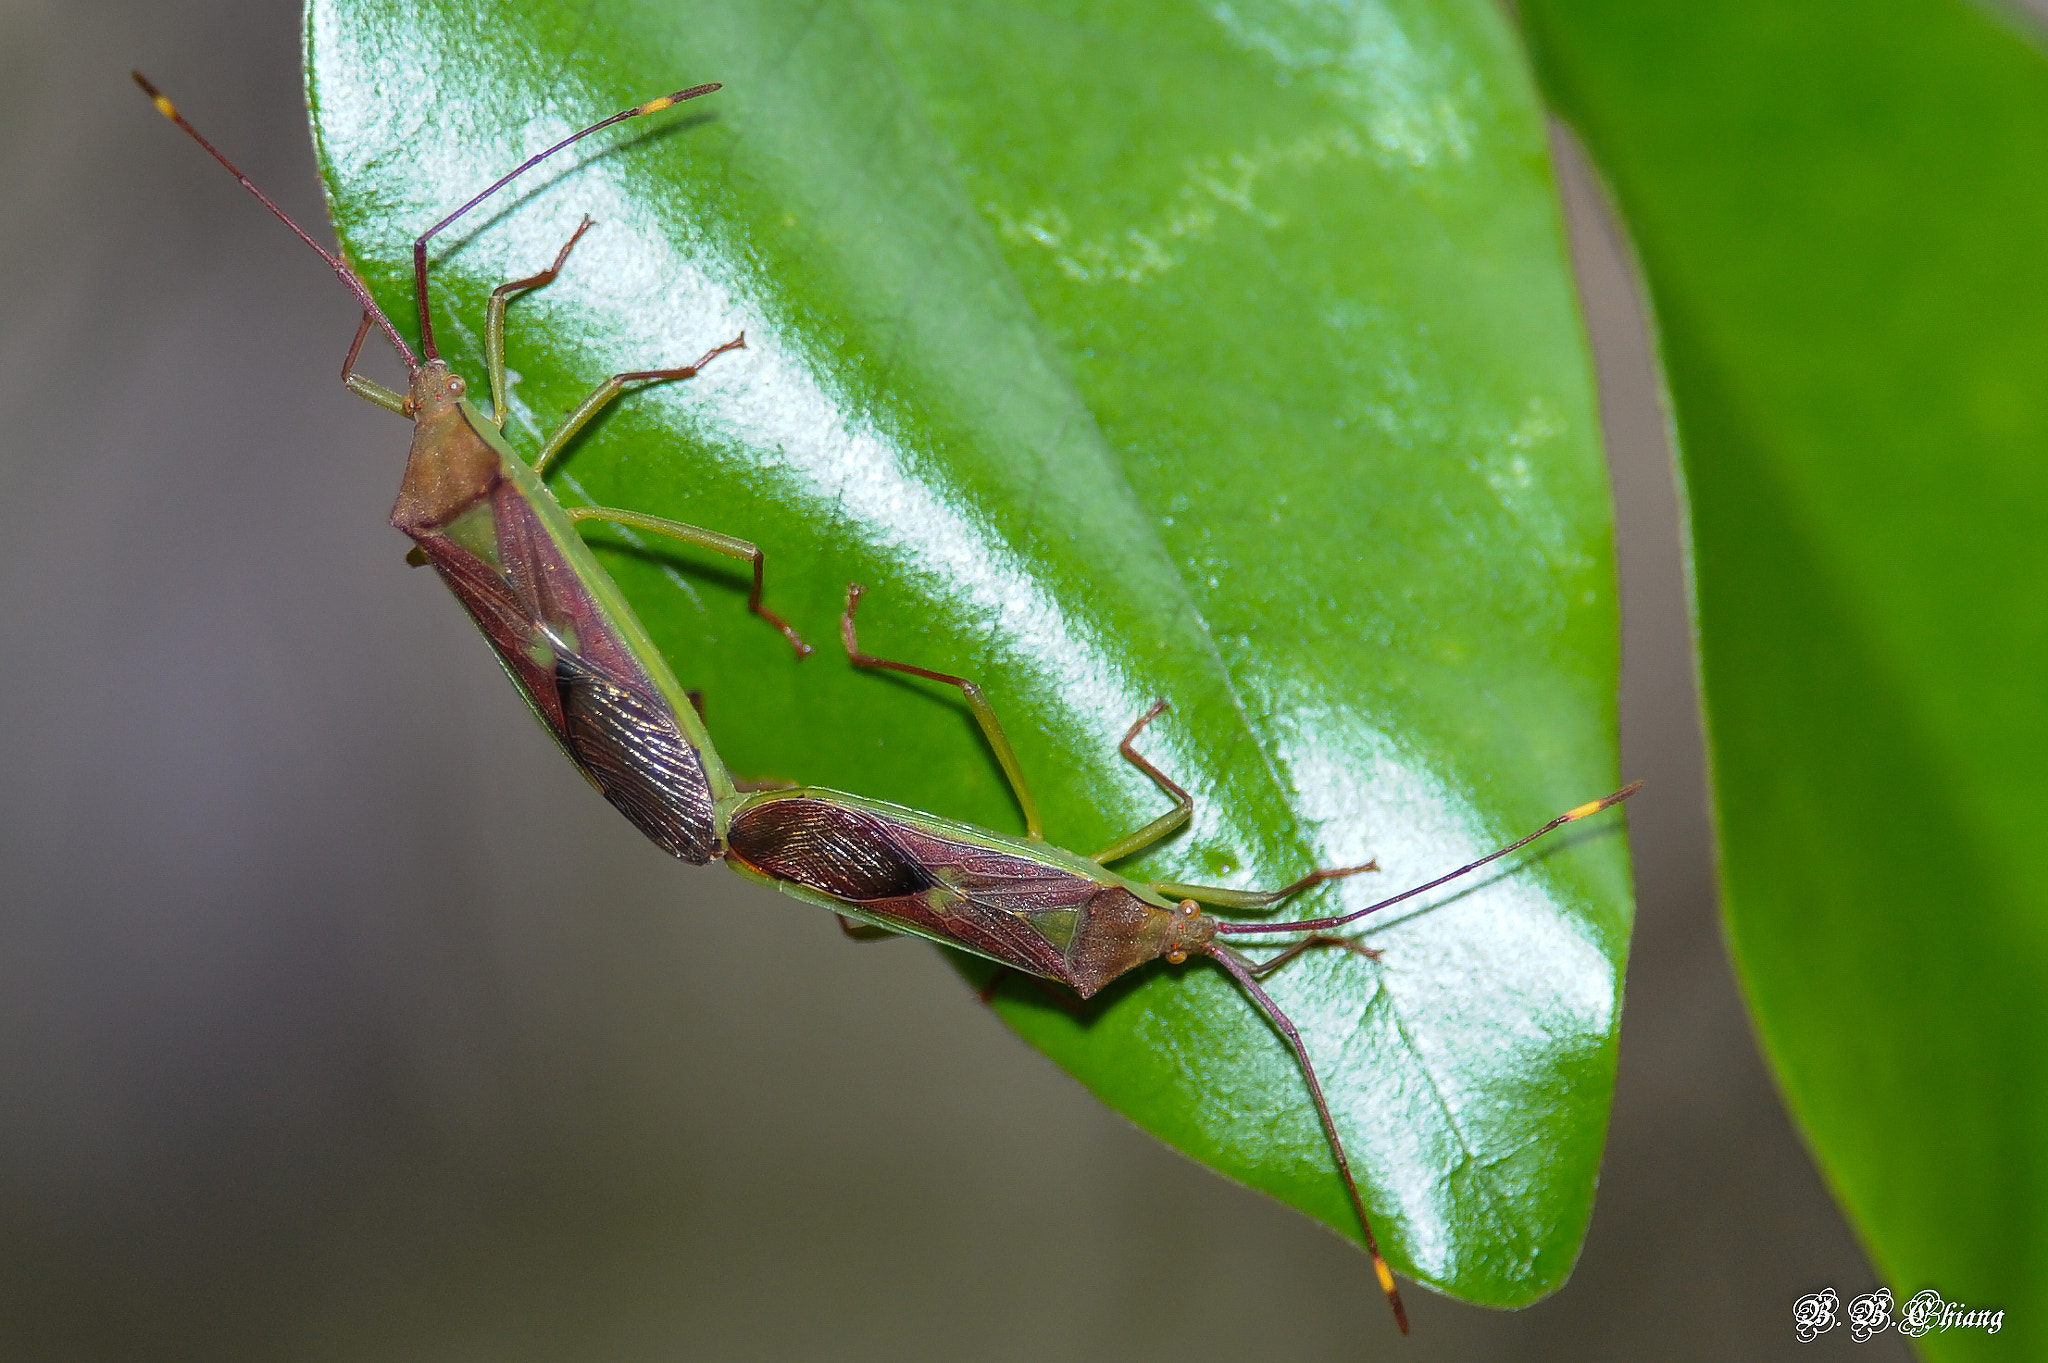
1201, 779, 1638, 1334
407, 83, 721, 360
1215, 782, 1641, 938
133, 72, 420, 374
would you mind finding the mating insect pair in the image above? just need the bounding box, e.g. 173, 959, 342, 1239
139, 73, 1634, 1336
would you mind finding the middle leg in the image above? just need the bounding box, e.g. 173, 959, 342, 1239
840, 583, 1043, 840
565, 505, 810, 656
1089, 700, 1193, 864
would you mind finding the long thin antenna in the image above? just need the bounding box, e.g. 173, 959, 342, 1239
409, 82, 721, 360
1215, 782, 1641, 938
1207, 943, 1410, 1334
133, 72, 420, 375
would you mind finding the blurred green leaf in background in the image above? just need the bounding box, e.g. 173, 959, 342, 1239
309, 0, 1629, 1309
1521, 0, 2048, 1354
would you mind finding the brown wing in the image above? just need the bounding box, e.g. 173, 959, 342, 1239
491, 482, 646, 687
409, 473, 721, 863
554, 645, 719, 864
726, 798, 1085, 983
724, 794, 934, 899
413, 532, 566, 736
398, 407, 664, 740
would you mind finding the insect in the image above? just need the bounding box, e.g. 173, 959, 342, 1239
724, 584, 1639, 1336
141, 73, 1637, 1336
135, 72, 811, 864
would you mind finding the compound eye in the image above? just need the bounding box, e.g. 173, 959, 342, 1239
1179, 899, 1200, 917
1165, 949, 1187, 965
447, 376, 466, 396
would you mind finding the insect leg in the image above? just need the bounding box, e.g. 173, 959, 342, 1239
1150, 861, 1377, 909
485, 216, 595, 428
840, 583, 1043, 840
527, 333, 746, 475
836, 914, 897, 942
1240, 934, 1383, 978
1212, 782, 1642, 939
340, 311, 407, 415
564, 506, 811, 656
1089, 700, 1193, 864
409, 83, 721, 362
1207, 943, 1409, 1334
134, 73, 419, 374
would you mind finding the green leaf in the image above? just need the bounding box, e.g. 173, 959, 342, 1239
308, 0, 1626, 1305
1521, 0, 2048, 1347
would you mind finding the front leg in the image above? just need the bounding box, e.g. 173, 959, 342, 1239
840, 583, 1044, 840
1238, 934, 1384, 978
837, 915, 896, 942
484, 217, 594, 428
340, 311, 406, 415
1089, 700, 1193, 864
1152, 860, 1377, 910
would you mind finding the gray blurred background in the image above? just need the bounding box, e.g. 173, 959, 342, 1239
0, 0, 1913, 1357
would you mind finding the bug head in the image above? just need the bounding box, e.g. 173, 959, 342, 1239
1160, 898, 1217, 965
403, 360, 470, 420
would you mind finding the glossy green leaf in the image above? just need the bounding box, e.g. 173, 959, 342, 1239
1521, 0, 2048, 1347
308, 0, 1627, 1305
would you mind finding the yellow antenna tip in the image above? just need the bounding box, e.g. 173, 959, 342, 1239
640, 81, 721, 116
130, 72, 176, 119
1563, 779, 1644, 823
1373, 1254, 1395, 1295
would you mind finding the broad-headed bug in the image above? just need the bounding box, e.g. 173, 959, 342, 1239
136, 73, 810, 862
721, 584, 1638, 1335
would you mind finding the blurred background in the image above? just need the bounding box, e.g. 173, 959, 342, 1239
0, 0, 1925, 1357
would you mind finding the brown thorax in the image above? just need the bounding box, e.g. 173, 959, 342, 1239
390, 361, 501, 534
